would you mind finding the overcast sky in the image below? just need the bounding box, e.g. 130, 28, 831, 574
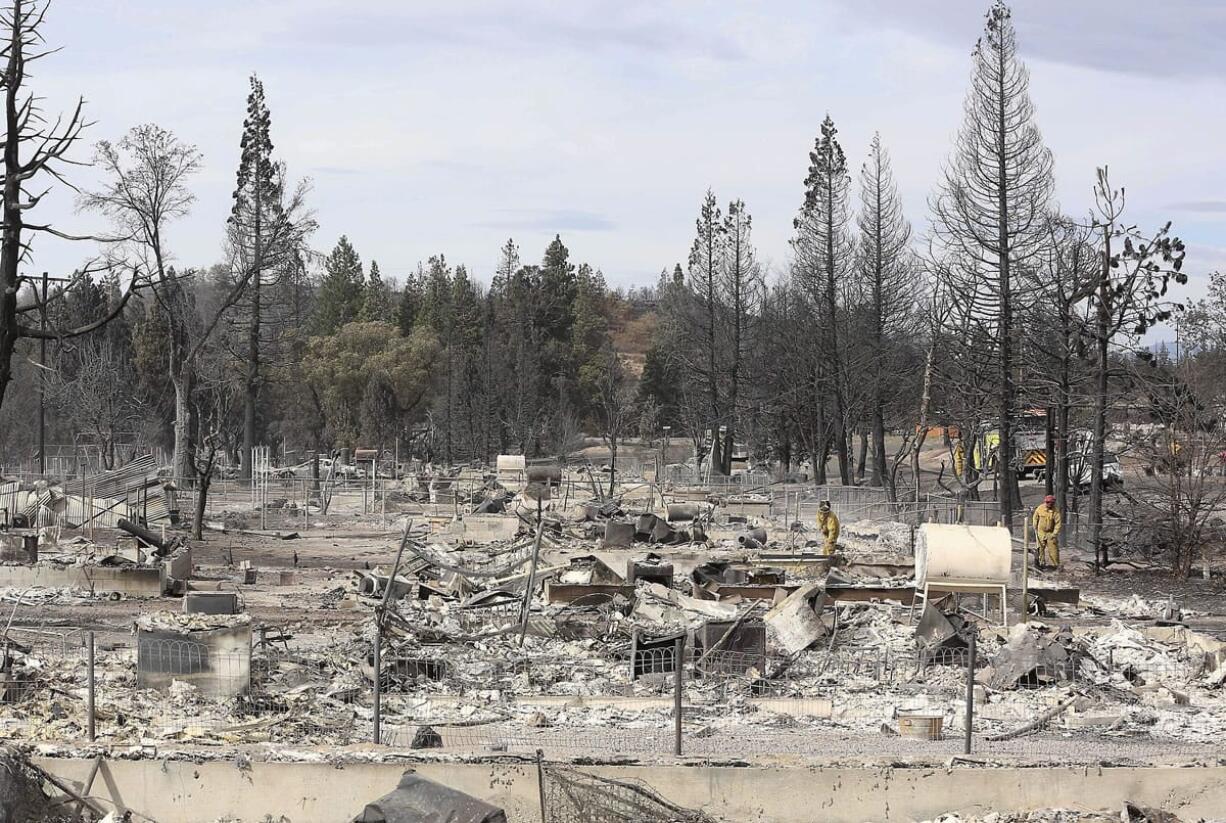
27, 0, 1226, 295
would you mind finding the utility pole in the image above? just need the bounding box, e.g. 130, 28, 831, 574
661, 425, 671, 488
38, 271, 48, 475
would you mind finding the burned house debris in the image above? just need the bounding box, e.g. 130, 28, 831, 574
0, 458, 191, 599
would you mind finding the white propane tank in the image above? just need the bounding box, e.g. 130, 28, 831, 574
495, 454, 526, 474
914, 523, 1012, 588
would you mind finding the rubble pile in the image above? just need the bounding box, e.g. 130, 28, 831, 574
338, 534, 1226, 748
136, 611, 251, 633
4, 496, 1226, 764
0, 622, 364, 746
0, 747, 61, 822
917, 810, 1170, 823
1, 585, 103, 605
839, 520, 916, 554
1082, 594, 1200, 621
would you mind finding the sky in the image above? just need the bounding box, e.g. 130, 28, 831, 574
24, 0, 1226, 296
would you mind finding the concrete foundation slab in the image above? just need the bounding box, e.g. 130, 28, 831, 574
32, 757, 1226, 823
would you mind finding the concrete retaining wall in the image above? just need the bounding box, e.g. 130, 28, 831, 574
0, 564, 162, 595
34, 756, 1226, 823
0, 546, 191, 596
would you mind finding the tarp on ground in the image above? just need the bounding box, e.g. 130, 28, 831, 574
352, 772, 507, 823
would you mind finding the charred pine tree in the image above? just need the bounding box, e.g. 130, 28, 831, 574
855, 134, 916, 499
932, 1, 1054, 527
226, 75, 314, 478
793, 115, 854, 485
720, 199, 763, 476
687, 191, 727, 475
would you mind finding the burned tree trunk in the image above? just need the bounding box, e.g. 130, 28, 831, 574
0, 1, 135, 413
1088, 233, 1111, 571
172, 368, 194, 483
192, 439, 221, 541
912, 338, 936, 505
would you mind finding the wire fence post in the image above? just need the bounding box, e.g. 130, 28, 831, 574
673, 636, 684, 756
372, 629, 382, 745
536, 748, 547, 823
1022, 516, 1030, 624
964, 631, 976, 755
87, 631, 96, 742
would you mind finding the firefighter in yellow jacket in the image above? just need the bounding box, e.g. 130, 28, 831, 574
1032, 495, 1062, 569
816, 500, 840, 555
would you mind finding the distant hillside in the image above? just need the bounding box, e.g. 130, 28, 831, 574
608, 294, 657, 377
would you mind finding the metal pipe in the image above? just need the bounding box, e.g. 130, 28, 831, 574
378, 521, 413, 616
74, 754, 103, 817
673, 636, 684, 756
964, 631, 976, 755
536, 748, 548, 823
518, 520, 545, 648
372, 628, 381, 745
1044, 405, 1056, 498
1022, 517, 1030, 624
87, 631, 96, 741
38, 272, 47, 475
373, 521, 413, 745
117, 518, 171, 555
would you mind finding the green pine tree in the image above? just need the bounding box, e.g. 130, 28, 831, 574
396, 263, 423, 336
451, 265, 483, 349
361, 259, 393, 322
491, 238, 520, 294
638, 343, 682, 429
314, 235, 366, 334
571, 264, 611, 411
539, 234, 577, 343
417, 255, 453, 334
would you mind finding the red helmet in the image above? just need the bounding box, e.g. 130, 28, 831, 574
1044, 495, 1055, 505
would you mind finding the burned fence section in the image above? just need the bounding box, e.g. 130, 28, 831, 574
379, 723, 677, 758
542, 765, 718, 823
0, 653, 41, 706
